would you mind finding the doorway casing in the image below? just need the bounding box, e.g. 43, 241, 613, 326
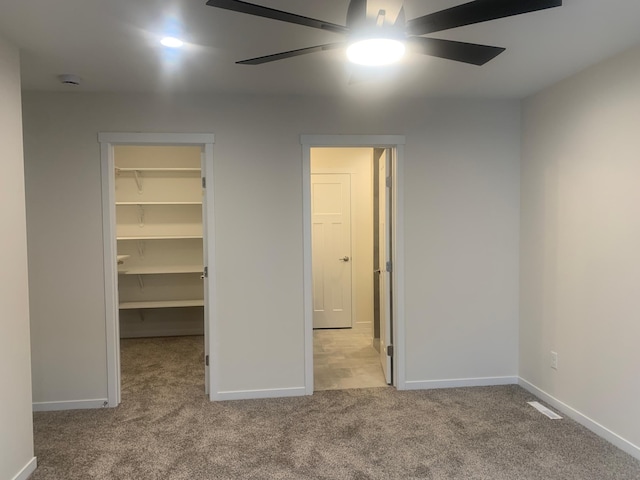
98, 132, 217, 406
301, 135, 407, 394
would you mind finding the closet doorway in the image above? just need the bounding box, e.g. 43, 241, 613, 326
302, 135, 406, 394
99, 133, 217, 406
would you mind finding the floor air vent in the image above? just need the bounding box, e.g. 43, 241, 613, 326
528, 401, 563, 419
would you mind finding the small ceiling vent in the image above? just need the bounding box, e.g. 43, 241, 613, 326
58, 74, 81, 86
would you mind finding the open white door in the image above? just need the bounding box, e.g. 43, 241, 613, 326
311, 173, 353, 329
379, 150, 392, 384
200, 141, 218, 399
201, 150, 210, 395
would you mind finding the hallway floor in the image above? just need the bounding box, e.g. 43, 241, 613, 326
313, 322, 388, 391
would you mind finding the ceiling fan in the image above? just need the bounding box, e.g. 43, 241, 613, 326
205, 0, 562, 67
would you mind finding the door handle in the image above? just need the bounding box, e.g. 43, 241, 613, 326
339, 256, 350, 262
374, 269, 381, 274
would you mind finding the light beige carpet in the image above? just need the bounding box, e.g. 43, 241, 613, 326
31, 336, 640, 479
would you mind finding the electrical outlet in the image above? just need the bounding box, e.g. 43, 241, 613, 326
551, 351, 558, 370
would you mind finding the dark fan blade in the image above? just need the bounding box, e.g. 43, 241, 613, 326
407, 37, 505, 65
237, 43, 346, 65
406, 0, 562, 35
206, 0, 349, 34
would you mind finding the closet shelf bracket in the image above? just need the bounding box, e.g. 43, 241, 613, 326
137, 274, 144, 290
137, 240, 146, 257
137, 205, 145, 228
134, 170, 143, 194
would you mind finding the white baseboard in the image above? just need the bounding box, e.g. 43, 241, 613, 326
518, 378, 640, 461
213, 387, 307, 401
12, 457, 37, 480
120, 329, 204, 339
33, 399, 109, 412
404, 376, 518, 390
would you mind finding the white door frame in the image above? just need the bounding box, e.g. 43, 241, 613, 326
98, 132, 217, 406
301, 135, 407, 394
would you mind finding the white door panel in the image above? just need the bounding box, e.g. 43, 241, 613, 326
312, 174, 352, 329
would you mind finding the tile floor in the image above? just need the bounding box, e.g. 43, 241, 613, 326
313, 322, 389, 391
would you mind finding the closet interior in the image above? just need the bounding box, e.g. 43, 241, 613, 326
114, 145, 205, 338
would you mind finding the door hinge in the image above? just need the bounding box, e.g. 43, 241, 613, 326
203, 266, 208, 278
386, 260, 392, 273
202, 177, 206, 188
386, 345, 394, 357
386, 175, 392, 188
205, 355, 209, 366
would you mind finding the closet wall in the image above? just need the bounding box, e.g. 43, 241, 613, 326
114, 145, 204, 338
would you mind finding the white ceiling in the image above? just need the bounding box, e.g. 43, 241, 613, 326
2, 0, 640, 98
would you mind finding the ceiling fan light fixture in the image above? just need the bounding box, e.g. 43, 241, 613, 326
160, 36, 184, 48
346, 38, 405, 66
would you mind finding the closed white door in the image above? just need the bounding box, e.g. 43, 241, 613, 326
312, 174, 352, 329
379, 152, 392, 384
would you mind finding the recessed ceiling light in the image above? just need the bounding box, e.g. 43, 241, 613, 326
347, 38, 405, 66
160, 37, 184, 48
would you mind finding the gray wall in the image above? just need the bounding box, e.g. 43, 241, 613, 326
521, 44, 640, 450
0, 35, 35, 479
22, 93, 521, 401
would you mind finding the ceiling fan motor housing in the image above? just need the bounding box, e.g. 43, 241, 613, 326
346, 0, 405, 41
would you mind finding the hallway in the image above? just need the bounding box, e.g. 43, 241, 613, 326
313, 323, 388, 391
